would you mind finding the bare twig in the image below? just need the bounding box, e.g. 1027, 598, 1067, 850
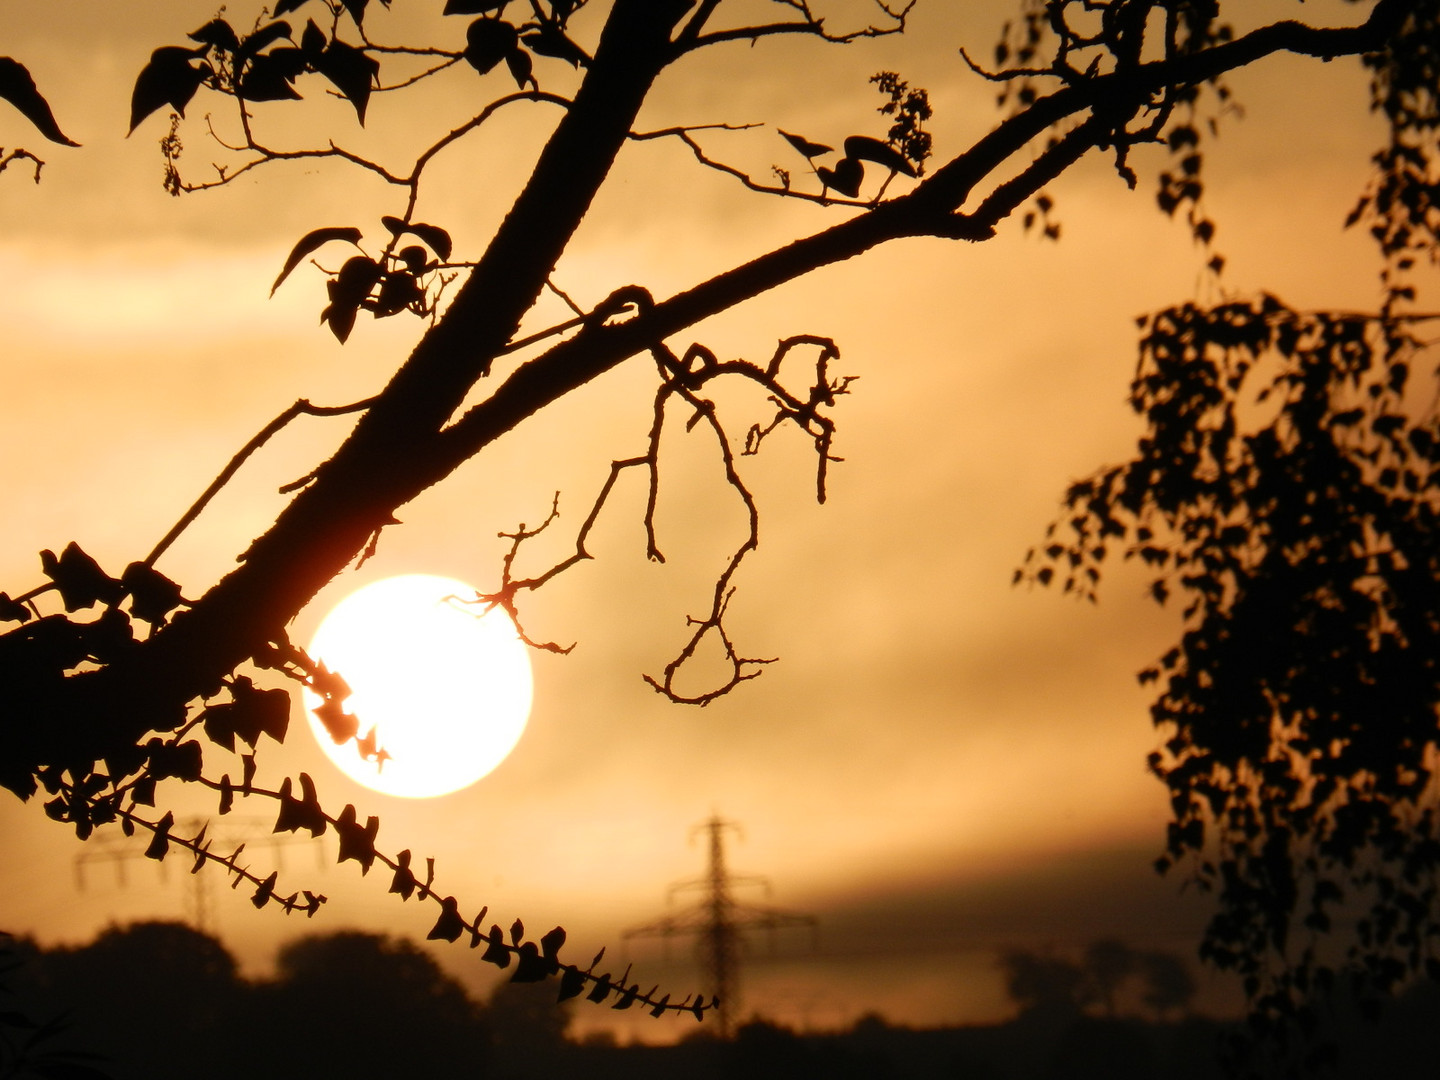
0, 147, 45, 183
630, 123, 882, 207
677, 0, 914, 53
144, 396, 378, 568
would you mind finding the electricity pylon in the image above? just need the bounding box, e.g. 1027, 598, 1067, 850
623, 814, 817, 1037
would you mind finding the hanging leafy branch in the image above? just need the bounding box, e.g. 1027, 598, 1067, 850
1015, 2, 1440, 1073
40, 759, 711, 1019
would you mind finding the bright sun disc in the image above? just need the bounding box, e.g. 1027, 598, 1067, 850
304, 574, 533, 798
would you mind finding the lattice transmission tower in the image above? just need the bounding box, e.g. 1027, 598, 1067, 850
623, 814, 816, 1037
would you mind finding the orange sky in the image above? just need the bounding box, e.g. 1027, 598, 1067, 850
0, 0, 1401, 1039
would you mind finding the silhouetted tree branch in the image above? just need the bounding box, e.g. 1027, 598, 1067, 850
2, 0, 1434, 1043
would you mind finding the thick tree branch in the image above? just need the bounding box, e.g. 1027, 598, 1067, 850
24, 0, 699, 771
13, 0, 1411, 781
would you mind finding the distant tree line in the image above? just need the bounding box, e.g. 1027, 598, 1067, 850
998, 939, 1198, 1023
3, 923, 1436, 1079
0, 922, 569, 1080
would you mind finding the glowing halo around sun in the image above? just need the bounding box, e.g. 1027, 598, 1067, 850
303, 574, 533, 799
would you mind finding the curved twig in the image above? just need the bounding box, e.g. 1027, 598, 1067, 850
144, 396, 378, 568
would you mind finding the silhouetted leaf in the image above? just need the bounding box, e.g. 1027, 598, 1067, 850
0, 592, 32, 623
816, 156, 863, 197
557, 965, 586, 1001
371, 271, 422, 316
843, 134, 917, 177
380, 216, 453, 260
330, 254, 383, 304
314, 38, 379, 123
355, 725, 379, 761
308, 660, 351, 702
233, 677, 290, 746
272, 773, 325, 836
521, 24, 588, 66
130, 775, 156, 807
311, 697, 359, 742
260, 46, 310, 82
147, 738, 202, 782
40, 543, 123, 611
504, 47, 533, 89
779, 129, 831, 159
648, 993, 670, 1017
586, 974, 612, 1003
238, 52, 303, 102
390, 849, 418, 899
299, 19, 328, 61
340, 0, 389, 25
144, 810, 174, 860
274, 0, 313, 15
509, 917, 524, 945
540, 925, 566, 963
481, 925, 511, 968
130, 45, 210, 133
297, 772, 326, 835
0, 57, 78, 145
611, 983, 638, 1010
235, 21, 294, 65
252, 870, 278, 908
464, 18, 518, 75
320, 300, 358, 342
398, 245, 429, 274
218, 773, 233, 814
467, 907, 489, 947
511, 941, 548, 982
188, 19, 240, 53
445, 0, 510, 13
335, 803, 379, 873
119, 561, 183, 626
320, 251, 385, 338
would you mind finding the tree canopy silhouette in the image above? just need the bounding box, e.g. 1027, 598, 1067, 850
2, 0, 1438, 1055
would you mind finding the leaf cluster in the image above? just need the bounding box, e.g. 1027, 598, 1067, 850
772, 72, 928, 200
130, 12, 382, 133
129, 0, 591, 143
272, 216, 454, 341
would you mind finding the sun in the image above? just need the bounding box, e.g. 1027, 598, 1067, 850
303, 574, 533, 798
